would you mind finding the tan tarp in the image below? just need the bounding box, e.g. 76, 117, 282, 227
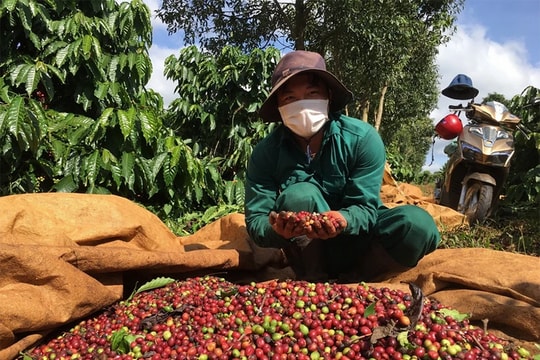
0, 188, 537, 360
381, 163, 468, 231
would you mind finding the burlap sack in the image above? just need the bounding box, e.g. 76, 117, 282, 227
381, 163, 468, 230
0, 192, 537, 360
382, 248, 540, 341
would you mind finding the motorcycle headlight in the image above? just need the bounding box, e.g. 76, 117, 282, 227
488, 150, 514, 167
460, 142, 482, 162
496, 130, 510, 139
469, 126, 483, 137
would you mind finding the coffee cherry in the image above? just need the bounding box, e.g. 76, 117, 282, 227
23, 276, 533, 360
280, 211, 343, 230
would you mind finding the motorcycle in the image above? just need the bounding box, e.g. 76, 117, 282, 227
434, 74, 526, 223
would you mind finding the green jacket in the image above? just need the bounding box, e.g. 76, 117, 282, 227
245, 113, 386, 247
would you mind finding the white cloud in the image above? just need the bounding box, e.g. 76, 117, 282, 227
147, 44, 179, 106
144, 0, 167, 30
143, 1, 183, 106
424, 24, 540, 172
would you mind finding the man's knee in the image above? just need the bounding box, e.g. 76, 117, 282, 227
390, 205, 439, 239
276, 182, 326, 212
378, 205, 441, 266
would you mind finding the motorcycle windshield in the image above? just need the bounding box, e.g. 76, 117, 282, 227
470, 102, 521, 128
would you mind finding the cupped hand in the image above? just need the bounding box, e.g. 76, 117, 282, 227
269, 211, 306, 240
304, 210, 347, 240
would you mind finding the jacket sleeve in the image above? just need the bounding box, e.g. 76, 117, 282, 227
338, 125, 385, 237
244, 141, 290, 248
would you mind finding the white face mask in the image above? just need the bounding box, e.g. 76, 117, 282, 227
278, 99, 329, 139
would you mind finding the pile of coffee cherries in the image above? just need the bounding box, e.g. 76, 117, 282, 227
276, 211, 343, 231
25, 276, 533, 360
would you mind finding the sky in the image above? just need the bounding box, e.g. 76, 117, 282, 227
143, 0, 540, 172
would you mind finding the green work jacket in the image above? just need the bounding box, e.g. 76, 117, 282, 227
245, 113, 386, 248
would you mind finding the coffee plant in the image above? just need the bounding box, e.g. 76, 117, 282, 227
0, 0, 275, 221
505, 86, 539, 207
163, 45, 278, 180
21, 276, 534, 360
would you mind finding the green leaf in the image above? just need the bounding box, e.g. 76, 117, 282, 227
135, 52, 151, 80
81, 34, 93, 60
67, 116, 94, 145
110, 328, 137, 354
121, 152, 135, 190
55, 45, 70, 67
0, 79, 11, 103
162, 159, 177, 187
84, 150, 101, 187
101, 148, 117, 166
397, 330, 410, 347
136, 156, 152, 187
16, 3, 32, 31
94, 82, 109, 100
150, 152, 167, 183
24, 66, 39, 95
89, 108, 114, 143
108, 56, 119, 82
438, 308, 469, 322
76, 90, 93, 112
53, 175, 79, 193
106, 12, 118, 37
6, 97, 25, 134
40, 67, 60, 98
234, 180, 245, 205
126, 52, 136, 70
11, 63, 30, 86
364, 302, 376, 318
6, 96, 41, 153
28, 31, 42, 50
139, 109, 160, 143
127, 277, 175, 301
91, 35, 103, 59
117, 108, 135, 139
224, 180, 235, 204
2, 0, 17, 12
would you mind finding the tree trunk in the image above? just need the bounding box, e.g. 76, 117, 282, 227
294, 0, 305, 50
361, 101, 369, 122
374, 84, 388, 131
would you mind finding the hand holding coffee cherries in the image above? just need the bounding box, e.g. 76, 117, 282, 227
269, 210, 347, 240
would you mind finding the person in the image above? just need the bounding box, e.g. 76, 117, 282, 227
244, 50, 440, 282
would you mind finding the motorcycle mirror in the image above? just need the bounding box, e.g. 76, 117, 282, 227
442, 74, 479, 100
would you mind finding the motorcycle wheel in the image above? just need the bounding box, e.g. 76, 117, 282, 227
462, 181, 494, 223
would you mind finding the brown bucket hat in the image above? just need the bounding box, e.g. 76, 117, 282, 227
259, 50, 353, 122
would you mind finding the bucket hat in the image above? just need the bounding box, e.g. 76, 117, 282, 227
259, 50, 353, 122
441, 74, 479, 100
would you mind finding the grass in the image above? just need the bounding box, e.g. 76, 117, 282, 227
416, 182, 539, 257
438, 205, 539, 257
